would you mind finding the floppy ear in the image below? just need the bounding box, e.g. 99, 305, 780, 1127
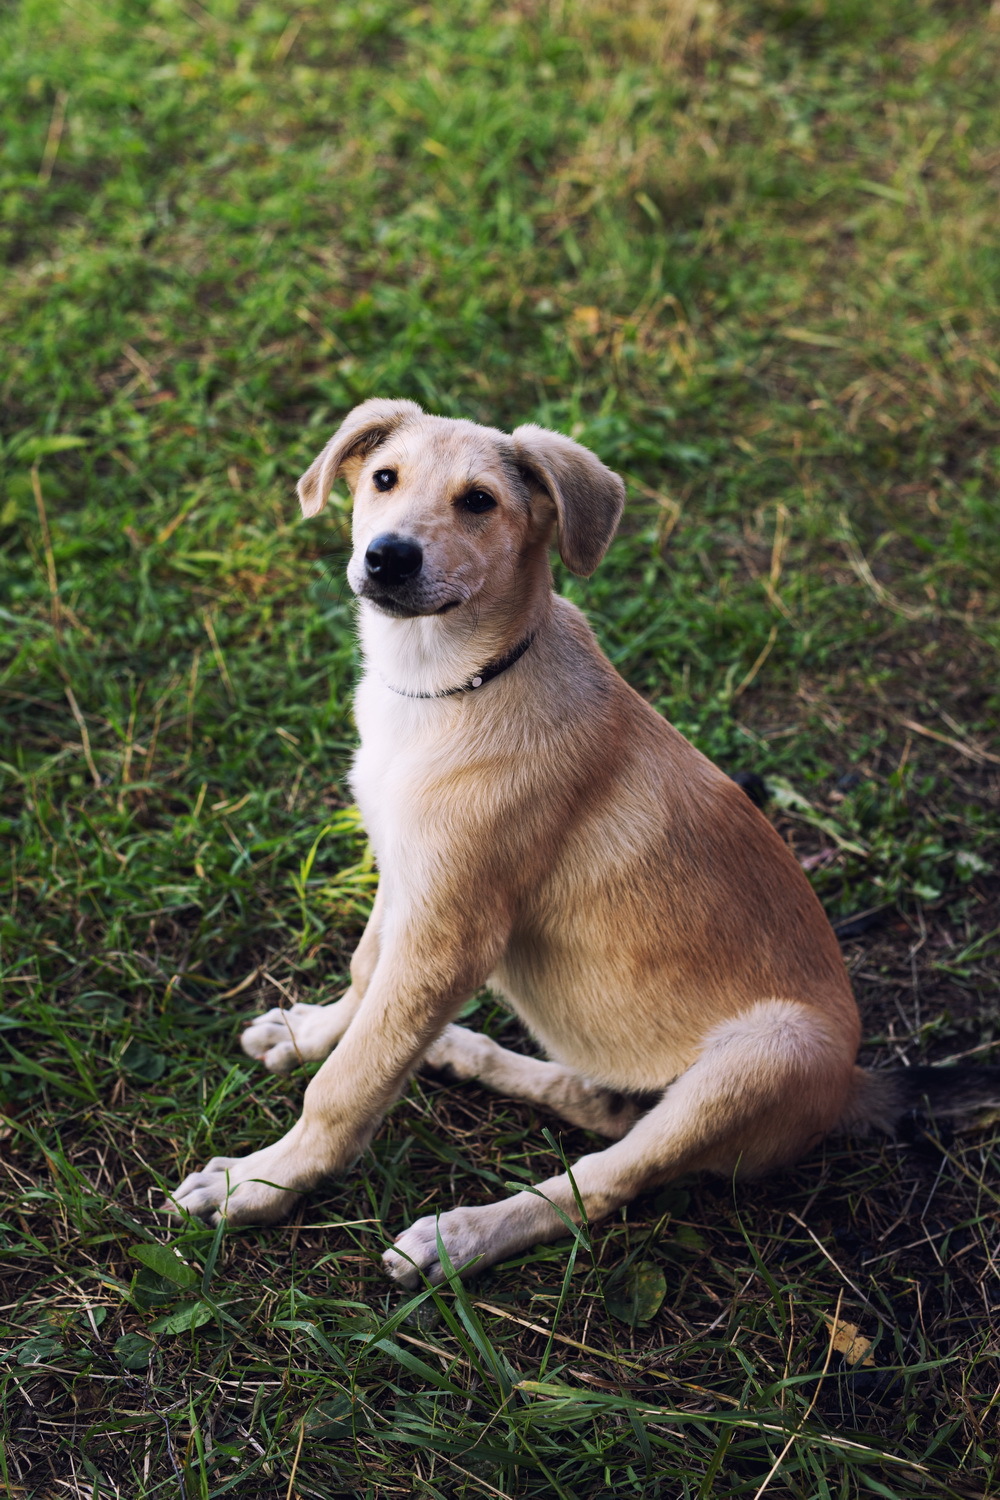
297, 398, 423, 518
511, 424, 625, 576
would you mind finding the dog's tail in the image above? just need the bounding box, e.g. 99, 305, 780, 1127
839, 1063, 1000, 1135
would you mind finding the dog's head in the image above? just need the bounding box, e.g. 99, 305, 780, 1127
297, 399, 625, 620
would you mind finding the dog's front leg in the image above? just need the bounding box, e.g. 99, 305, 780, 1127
166, 918, 499, 1227
241, 886, 385, 1073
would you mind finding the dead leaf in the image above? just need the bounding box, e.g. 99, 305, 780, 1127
569, 305, 601, 337
824, 1316, 875, 1367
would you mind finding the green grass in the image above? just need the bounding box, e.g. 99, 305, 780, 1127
2, 0, 999, 1494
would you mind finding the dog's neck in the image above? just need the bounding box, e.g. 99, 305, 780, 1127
358, 586, 552, 699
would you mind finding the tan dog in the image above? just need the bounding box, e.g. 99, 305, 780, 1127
169, 399, 998, 1284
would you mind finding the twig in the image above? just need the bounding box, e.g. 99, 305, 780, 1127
64, 686, 102, 788
839, 514, 927, 621
899, 718, 1000, 767
472, 1299, 740, 1406
117, 701, 139, 812
766, 503, 794, 621
218, 967, 262, 1000
31, 466, 61, 635
263, 970, 306, 1066
263, 970, 298, 1006
786, 1213, 898, 1336
284, 1415, 306, 1500
752, 1290, 842, 1500
122, 342, 157, 390
203, 612, 237, 704
435, 1452, 517, 1499
272, 14, 303, 63
731, 624, 779, 700
937, 1036, 1000, 1066
38, 90, 69, 184
182, 649, 201, 767
699, 1271, 756, 1336
110, 446, 166, 504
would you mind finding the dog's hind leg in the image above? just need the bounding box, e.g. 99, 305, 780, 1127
423, 1024, 644, 1139
242, 887, 384, 1073
385, 998, 854, 1286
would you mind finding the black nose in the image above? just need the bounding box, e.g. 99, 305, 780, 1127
365, 533, 423, 587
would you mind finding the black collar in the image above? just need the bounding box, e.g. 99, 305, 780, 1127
383, 631, 536, 699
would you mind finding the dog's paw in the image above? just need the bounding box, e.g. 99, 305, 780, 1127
382, 1206, 495, 1288
241, 1001, 341, 1073
164, 1147, 302, 1227
422, 1024, 490, 1078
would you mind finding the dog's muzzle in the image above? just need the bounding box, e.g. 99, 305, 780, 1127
356, 532, 463, 615
365, 533, 423, 587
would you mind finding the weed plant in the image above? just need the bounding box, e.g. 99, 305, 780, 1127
1, 0, 999, 1495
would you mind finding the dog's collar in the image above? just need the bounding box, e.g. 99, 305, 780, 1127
381, 631, 536, 700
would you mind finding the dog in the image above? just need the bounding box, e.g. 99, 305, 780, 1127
168, 399, 1000, 1285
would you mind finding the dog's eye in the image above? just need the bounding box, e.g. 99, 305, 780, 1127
459, 488, 497, 514
372, 469, 397, 492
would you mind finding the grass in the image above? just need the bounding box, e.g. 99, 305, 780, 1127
1, 0, 999, 1494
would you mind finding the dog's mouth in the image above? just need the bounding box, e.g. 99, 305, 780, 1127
361, 586, 464, 618
365, 594, 423, 618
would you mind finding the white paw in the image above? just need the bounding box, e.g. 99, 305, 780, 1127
422, 1024, 490, 1078
165, 1145, 303, 1226
382, 1206, 496, 1287
241, 1002, 331, 1074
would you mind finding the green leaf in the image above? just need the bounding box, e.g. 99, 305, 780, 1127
148, 1300, 213, 1335
604, 1260, 667, 1326
858, 177, 911, 204
14, 434, 89, 462
131, 1268, 177, 1309
650, 1186, 691, 1217
516, 1379, 581, 1398
674, 1224, 708, 1250
120, 1040, 167, 1082
13, 1336, 62, 1366
114, 1332, 154, 1371
768, 778, 868, 856
306, 1396, 356, 1438
130, 1242, 199, 1288
955, 850, 991, 881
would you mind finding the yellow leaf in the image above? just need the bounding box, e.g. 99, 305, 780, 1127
778, 326, 844, 348
570, 305, 601, 336
824, 1316, 875, 1367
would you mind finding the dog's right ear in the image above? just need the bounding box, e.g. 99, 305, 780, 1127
297, 398, 423, 518
511, 424, 625, 576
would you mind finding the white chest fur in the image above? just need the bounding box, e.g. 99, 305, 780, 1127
350, 669, 458, 880
349, 603, 520, 872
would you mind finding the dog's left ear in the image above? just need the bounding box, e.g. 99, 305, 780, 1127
511, 424, 625, 576
297, 398, 423, 518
